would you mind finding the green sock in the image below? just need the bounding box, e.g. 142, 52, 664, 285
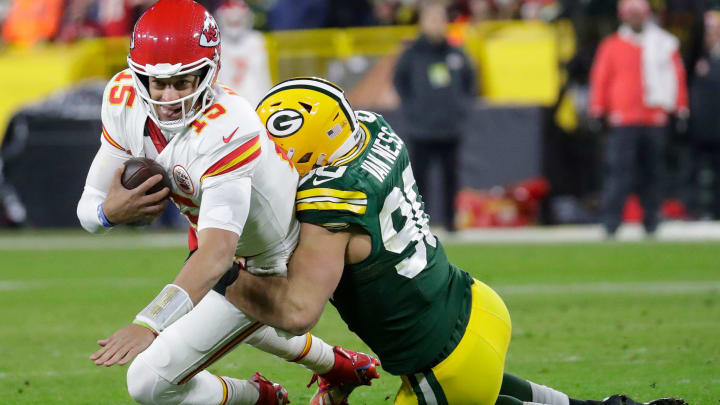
498, 373, 605, 405
496, 394, 528, 405
499, 373, 534, 402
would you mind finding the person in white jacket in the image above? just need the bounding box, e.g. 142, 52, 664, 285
215, 0, 273, 106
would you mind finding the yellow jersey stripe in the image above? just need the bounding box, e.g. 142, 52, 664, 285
216, 376, 229, 405
297, 201, 367, 214
296, 188, 367, 201
200, 140, 261, 181
102, 125, 125, 152
291, 333, 313, 362
296, 196, 367, 205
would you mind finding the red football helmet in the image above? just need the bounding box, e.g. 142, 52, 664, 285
128, 0, 221, 132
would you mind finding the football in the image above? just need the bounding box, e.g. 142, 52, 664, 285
121, 157, 171, 194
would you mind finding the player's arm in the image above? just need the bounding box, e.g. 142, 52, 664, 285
226, 222, 350, 335
77, 147, 169, 232
91, 177, 246, 366
77, 142, 168, 233
170, 175, 249, 303
173, 227, 239, 304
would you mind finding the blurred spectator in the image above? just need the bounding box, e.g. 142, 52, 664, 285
215, 0, 272, 105
267, 0, 329, 30
590, 0, 689, 237
468, 0, 495, 21
57, 0, 153, 41
0, 157, 25, 227
520, 0, 560, 20
196, 0, 226, 13
688, 11, 720, 219
496, 0, 522, 19
0, 113, 28, 227
373, 0, 418, 25
328, 0, 376, 27
2, 0, 65, 45
393, 1, 476, 232
0, 0, 10, 24
447, 0, 494, 46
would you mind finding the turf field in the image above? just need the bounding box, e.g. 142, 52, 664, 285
0, 231, 718, 404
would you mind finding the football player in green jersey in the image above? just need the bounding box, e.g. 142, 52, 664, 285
225, 77, 687, 405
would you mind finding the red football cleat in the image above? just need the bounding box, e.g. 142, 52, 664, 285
251, 372, 290, 405
308, 346, 381, 405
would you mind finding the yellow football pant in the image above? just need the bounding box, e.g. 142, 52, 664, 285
395, 279, 512, 405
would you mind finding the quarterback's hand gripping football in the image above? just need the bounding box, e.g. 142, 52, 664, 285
90, 323, 156, 366
102, 166, 170, 225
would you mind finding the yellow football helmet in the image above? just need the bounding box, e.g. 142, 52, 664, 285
256, 77, 363, 176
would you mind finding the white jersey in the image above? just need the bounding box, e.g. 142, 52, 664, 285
216, 31, 272, 106
94, 69, 299, 273
79, 71, 314, 390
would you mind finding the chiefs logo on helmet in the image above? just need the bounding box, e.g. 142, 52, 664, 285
200, 12, 220, 47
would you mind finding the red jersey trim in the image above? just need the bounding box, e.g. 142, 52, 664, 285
201, 135, 261, 181
146, 119, 168, 154
102, 125, 126, 152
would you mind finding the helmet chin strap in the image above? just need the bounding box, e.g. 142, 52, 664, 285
329, 126, 366, 167
328, 126, 364, 163
148, 79, 213, 133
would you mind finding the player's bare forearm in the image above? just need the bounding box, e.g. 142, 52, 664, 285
174, 227, 239, 304
90, 323, 155, 367
227, 222, 348, 335
228, 271, 297, 331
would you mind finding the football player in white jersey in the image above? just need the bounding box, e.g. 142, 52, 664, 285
75, 1, 379, 404
215, 0, 272, 106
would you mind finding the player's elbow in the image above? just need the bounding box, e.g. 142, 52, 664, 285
283, 313, 317, 336
283, 301, 322, 335
198, 228, 239, 271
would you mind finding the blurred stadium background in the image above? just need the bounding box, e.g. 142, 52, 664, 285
1, 0, 719, 237
1, 0, 719, 403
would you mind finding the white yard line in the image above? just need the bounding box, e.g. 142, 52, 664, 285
2, 221, 720, 251
0, 231, 187, 250
441, 221, 720, 244
0, 278, 160, 291
0, 277, 716, 296
495, 280, 720, 296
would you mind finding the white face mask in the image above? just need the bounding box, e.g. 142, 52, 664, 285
128, 56, 218, 133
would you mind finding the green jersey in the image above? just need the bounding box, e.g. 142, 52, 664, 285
295, 111, 473, 375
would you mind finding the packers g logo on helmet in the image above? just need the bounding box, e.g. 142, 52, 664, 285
266, 109, 304, 138
257, 77, 363, 176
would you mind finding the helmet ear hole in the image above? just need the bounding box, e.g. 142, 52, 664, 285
139, 74, 150, 91
297, 152, 313, 164
298, 102, 313, 113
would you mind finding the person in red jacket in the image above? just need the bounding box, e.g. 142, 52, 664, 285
589, 0, 689, 237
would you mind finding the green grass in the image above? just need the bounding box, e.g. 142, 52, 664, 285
0, 235, 718, 404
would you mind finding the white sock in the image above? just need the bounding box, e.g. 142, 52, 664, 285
128, 359, 230, 405
171, 370, 226, 405
224, 376, 260, 405
245, 326, 334, 374
529, 381, 570, 405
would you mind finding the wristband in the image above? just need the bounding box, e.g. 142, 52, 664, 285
134, 284, 194, 333
132, 319, 159, 337
97, 203, 114, 227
